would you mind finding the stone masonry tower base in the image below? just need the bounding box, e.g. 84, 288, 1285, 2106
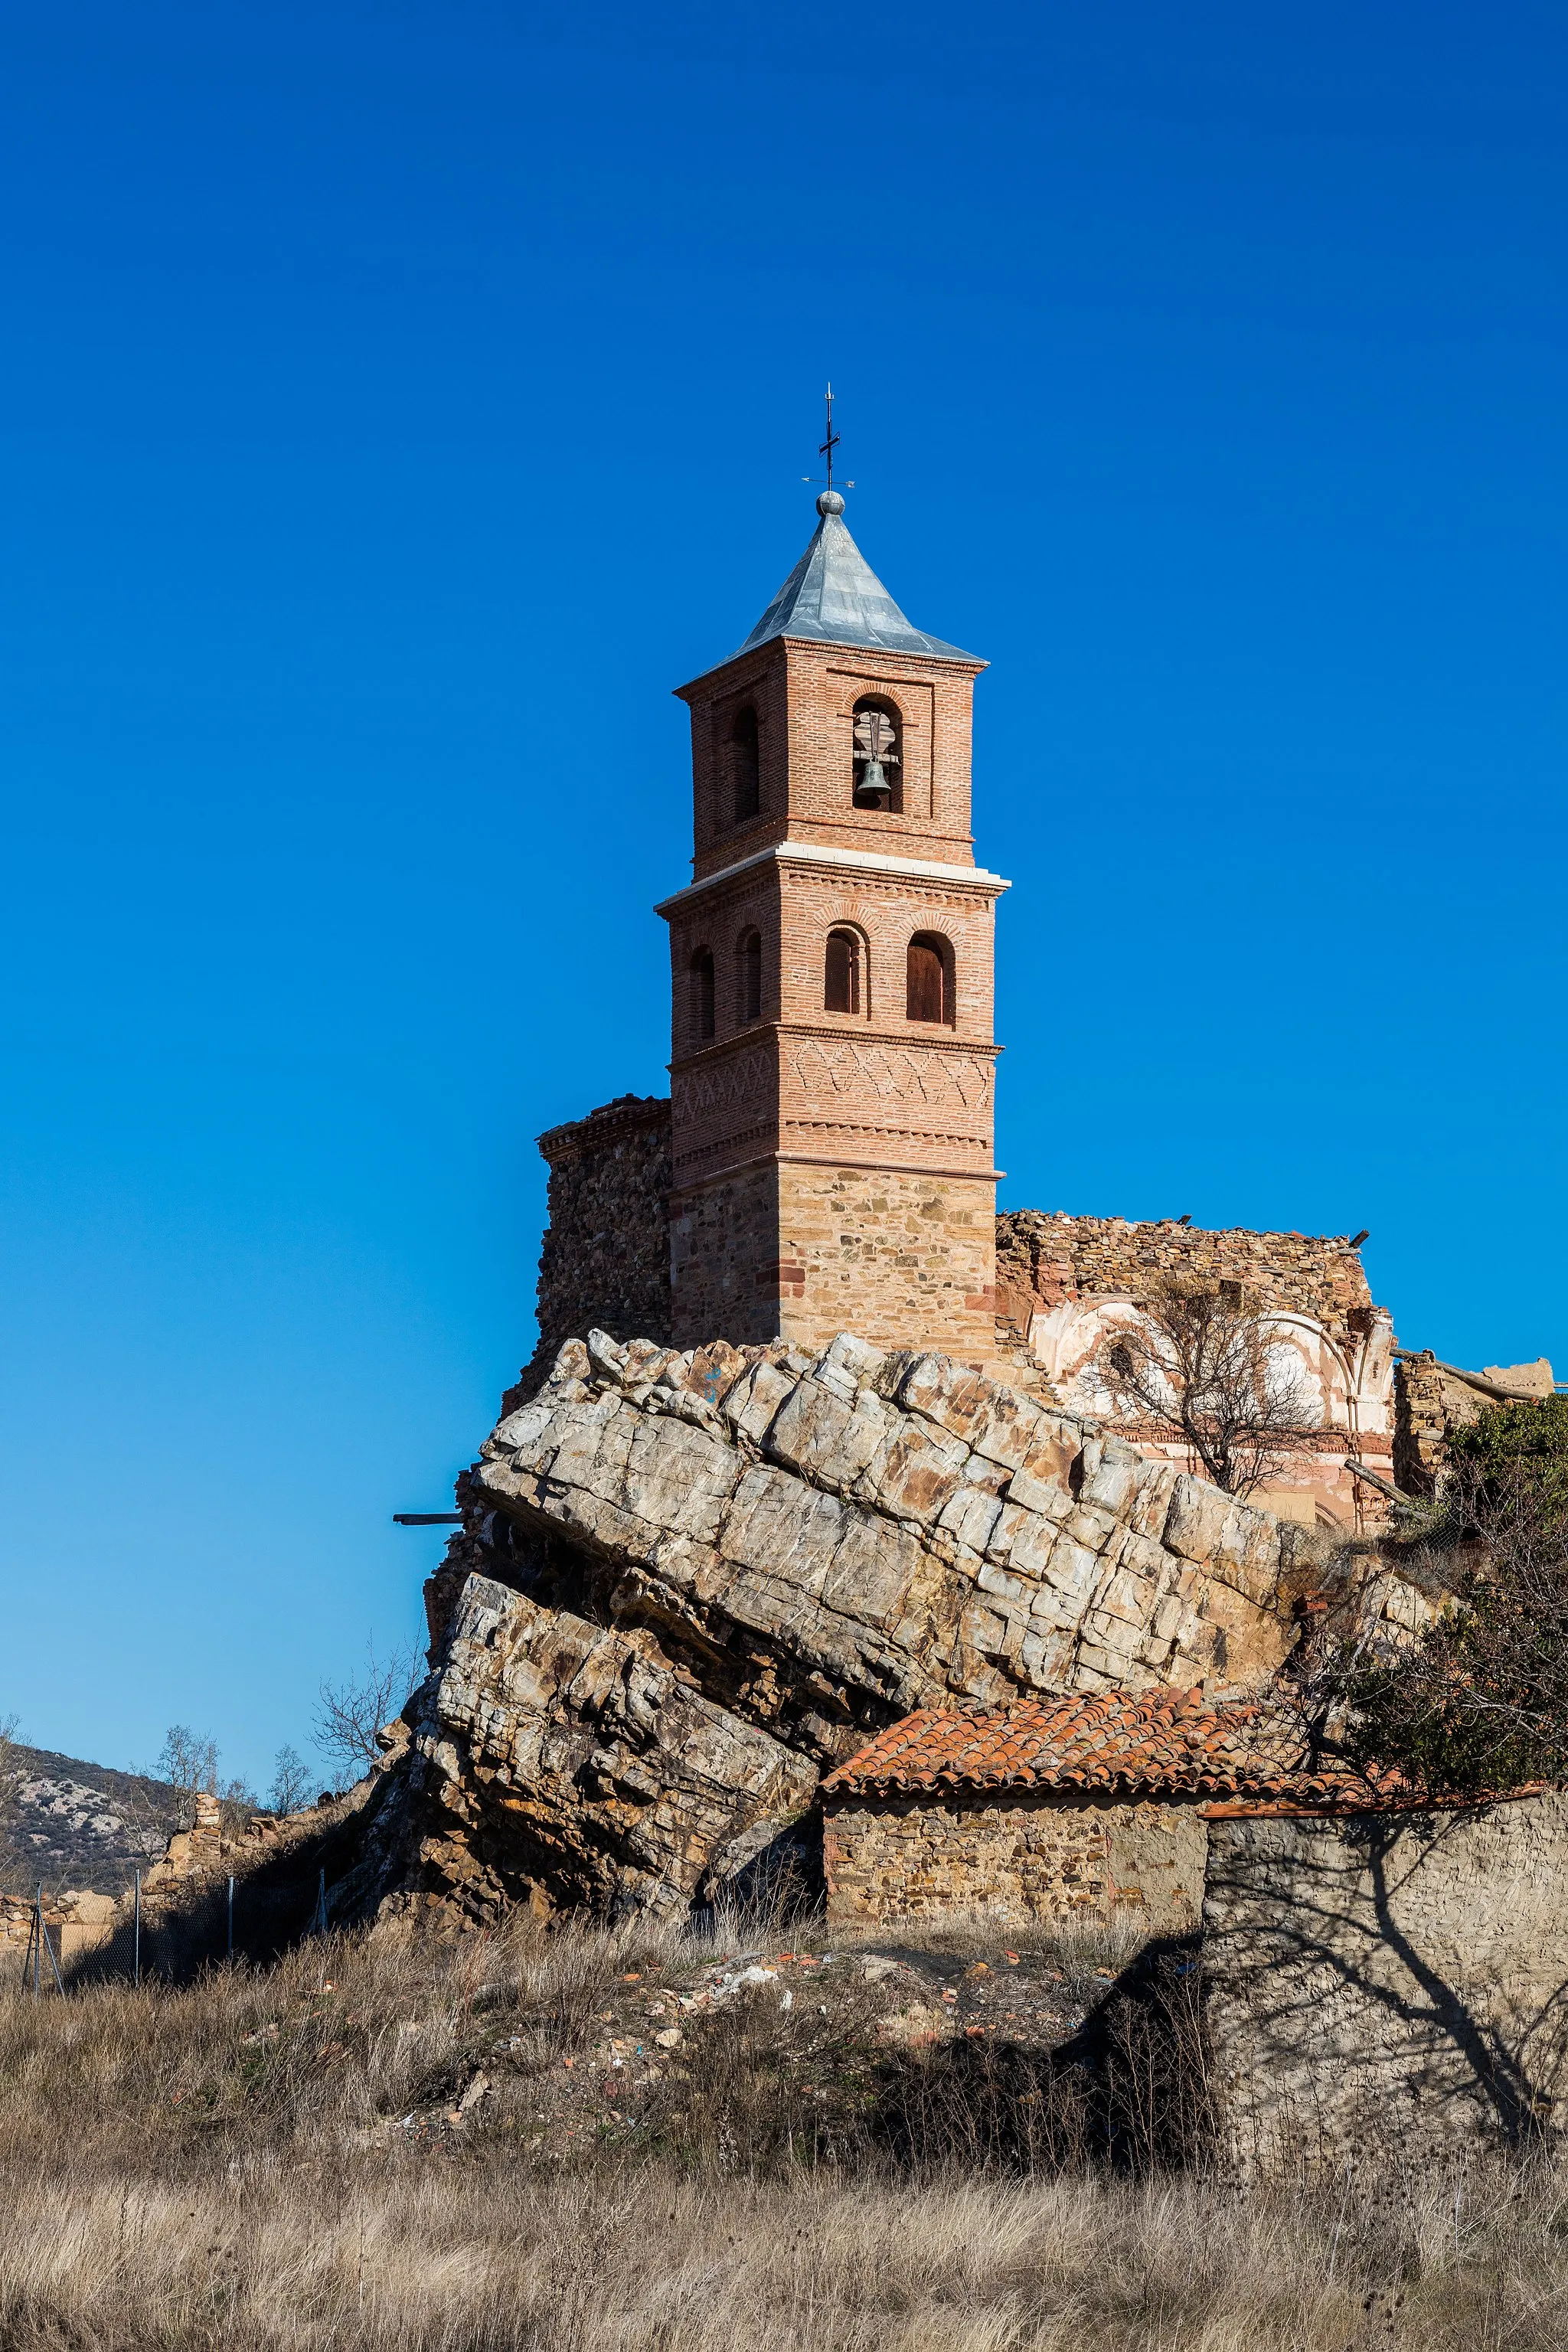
669, 1161, 998, 1357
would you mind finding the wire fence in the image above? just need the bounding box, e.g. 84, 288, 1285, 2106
17, 1865, 333, 1994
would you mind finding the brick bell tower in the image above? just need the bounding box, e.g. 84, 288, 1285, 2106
656, 483, 1007, 1361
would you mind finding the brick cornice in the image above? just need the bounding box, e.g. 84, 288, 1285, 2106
668, 1023, 1001, 1079
671, 1149, 1003, 1198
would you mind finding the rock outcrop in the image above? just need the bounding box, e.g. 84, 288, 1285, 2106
384, 1330, 1340, 1924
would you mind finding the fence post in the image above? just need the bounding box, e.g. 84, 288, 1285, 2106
44, 1909, 64, 1997
133, 1870, 141, 1989
227, 1873, 234, 1962
31, 1887, 65, 1998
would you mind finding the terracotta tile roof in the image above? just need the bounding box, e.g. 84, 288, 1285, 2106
821, 1687, 1386, 1808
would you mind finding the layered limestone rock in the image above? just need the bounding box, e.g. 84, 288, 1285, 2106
391, 1331, 1335, 1923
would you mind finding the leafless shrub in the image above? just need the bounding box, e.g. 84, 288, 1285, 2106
123, 1725, 255, 1855
266, 1743, 312, 1815
0, 1716, 22, 1883
1093, 1941, 1215, 2173
315, 1644, 419, 1787
1094, 1281, 1325, 1496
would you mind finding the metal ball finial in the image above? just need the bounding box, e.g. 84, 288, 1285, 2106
816, 488, 845, 517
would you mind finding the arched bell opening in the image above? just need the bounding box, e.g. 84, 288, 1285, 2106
851, 695, 903, 812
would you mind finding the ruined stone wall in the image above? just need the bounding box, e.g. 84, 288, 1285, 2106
1202, 1795, 1568, 2174
522, 1096, 672, 1393
996, 1210, 1374, 1344
0, 1792, 233, 1970
823, 1790, 1207, 1932
1393, 1351, 1454, 1494
0, 1883, 120, 1968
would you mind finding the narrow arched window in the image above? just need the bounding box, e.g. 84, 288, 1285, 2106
738, 928, 763, 1024
851, 695, 902, 812
691, 947, 716, 1042
906, 933, 952, 1024
825, 928, 861, 1015
730, 705, 760, 823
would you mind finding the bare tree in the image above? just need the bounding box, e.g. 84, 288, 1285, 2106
0, 1715, 24, 1885
1093, 1282, 1324, 1498
267, 1743, 312, 1815
156, 1723, 218, 1828
315, 1643, 416, 1788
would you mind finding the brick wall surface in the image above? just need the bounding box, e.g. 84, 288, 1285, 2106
677, 639, 983, 880
1203, 1795, 1568, 2173
658, 623, 1001, 1368
823, 1791, 1208, 1932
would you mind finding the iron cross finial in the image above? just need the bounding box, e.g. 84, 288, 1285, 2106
802, 384, 854, 503
820, 383, 840, 490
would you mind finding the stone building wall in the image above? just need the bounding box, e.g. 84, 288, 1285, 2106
995, 1210, 1375, 1343
522, 1095, 672, 1393
1202, 1794, 1568, 2173
996, 1210, 1394, 1531
669, 1161, 996, 1357
1390, 1351, 1558, 1495
823, 1789, 1208, 1932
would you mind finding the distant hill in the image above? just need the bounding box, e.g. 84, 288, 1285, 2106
3, 1745, 183, 1896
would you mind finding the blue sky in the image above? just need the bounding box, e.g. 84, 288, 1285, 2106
2, 1, 1564, 1789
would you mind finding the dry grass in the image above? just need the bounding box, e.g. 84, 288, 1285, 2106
3, 1911, 1568, 2350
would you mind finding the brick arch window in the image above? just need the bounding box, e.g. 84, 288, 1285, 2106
730, 704, 760, 823
825, 927, 863, 1014
906, 932, 953, 1024
737, 926, 763, 1024
851, 695, 903, 812
690, 946, 716, 1043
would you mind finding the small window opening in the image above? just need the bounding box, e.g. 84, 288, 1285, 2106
906, 933, 952, 1024
691, 947, 716, 1042
1109, 1342, 1135, 1380
730, 705, 760, 823
739, 928, 763, 1024
825, 928, 862, 1015
851, 696, 903, 812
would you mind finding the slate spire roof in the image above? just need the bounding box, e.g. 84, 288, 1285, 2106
735, 491, 978, 664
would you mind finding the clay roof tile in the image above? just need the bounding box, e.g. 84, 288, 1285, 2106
820, 1687, 1376, 1808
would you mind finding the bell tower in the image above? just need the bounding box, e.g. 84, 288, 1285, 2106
657, 487, 1007, 1360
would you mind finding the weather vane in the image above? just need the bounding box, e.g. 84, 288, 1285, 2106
802, 383, 855, 496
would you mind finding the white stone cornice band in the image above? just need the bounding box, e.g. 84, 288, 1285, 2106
655, 839, 1011, 916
